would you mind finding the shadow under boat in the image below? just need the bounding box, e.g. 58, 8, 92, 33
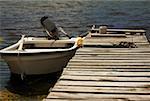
6, 69, 63, 96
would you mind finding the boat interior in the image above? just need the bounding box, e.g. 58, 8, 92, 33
23, 37, 75, 49
2, 36, 76, 52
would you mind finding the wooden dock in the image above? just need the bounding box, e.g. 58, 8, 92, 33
44, 29, 150, 101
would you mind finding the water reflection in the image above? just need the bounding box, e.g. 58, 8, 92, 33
8, 71, 62, 95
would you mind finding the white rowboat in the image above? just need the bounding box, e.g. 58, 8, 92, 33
0, 36, 83, 75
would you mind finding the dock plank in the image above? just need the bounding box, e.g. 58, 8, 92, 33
63, 71, 150, 76
68, 62, 150, 66
77, 48, 150, 53
70, 59, 150, 63
76, 52, 150, 55
90, 28, 146, 33
85, 36, 148, 43
67, 65, 150, 69
52, 86, 150, 94
60, 75, 150, 82
47, 92, 150, 101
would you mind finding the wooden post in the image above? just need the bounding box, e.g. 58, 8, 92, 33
99, 26, 107, 34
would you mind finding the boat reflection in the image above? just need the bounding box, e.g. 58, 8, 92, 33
6, 70, 63, 95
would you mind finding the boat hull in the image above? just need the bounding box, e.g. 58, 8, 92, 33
1, 49, 76, 75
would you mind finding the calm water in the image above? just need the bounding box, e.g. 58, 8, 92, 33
0, 0, 150, 100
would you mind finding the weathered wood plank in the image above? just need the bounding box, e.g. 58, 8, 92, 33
73, 56, 150, 60
60, 75, 150, 82
84, 41, 149, 45
83, 43, 150, 48
83, 42, 114, 46
75, 54, 150, 57
75, 53, 150, 56
53, 85, 150, 91
67, 65, 150, 69
76, 52, 150, 55
63, 71, 150, 76
107, 29, 146, 33
68, 62, 150, 66
52, 86, 150, 94
44, 98, 134, 101
74, 54, 150, 59
70, 59, 150, 63
47, 92, 150, 101
66, 68, 150, 72
79, 47, 150, 50
44, 98, 133, 101
77, 48, 150, 53
56, 81, 150, 87
85, 35, 147, 40
91, 28, 146, 33
84, 37, 148, 43
91, 34, 126, 37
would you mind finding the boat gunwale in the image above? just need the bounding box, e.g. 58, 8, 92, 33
0, 37, 80, 56
0, 46, 78, 56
